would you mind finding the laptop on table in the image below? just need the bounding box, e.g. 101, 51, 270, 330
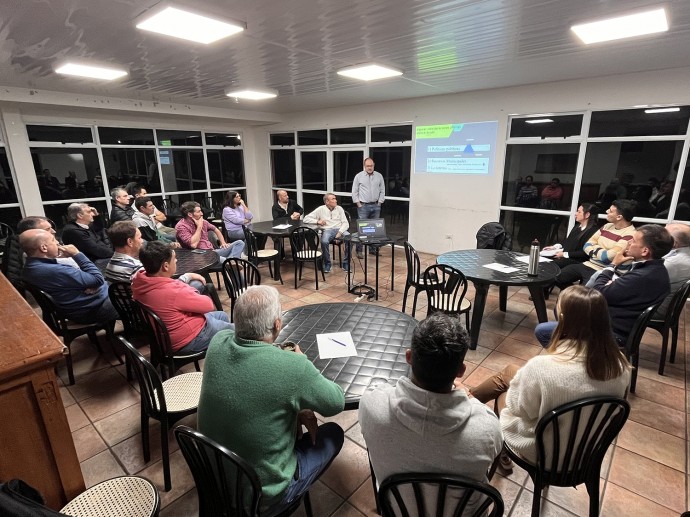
355, 218, 388, 244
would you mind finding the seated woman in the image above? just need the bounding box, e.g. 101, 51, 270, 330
469, 285, 630, 468
222, 190, 254, 241
544, 203, 600, 270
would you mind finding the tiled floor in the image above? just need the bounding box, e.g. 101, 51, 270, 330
50, 245, 688, 516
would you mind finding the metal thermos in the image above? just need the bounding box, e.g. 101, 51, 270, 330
527, 239, 540, 276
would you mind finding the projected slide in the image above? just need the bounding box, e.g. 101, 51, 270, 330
414, 121, 498, 175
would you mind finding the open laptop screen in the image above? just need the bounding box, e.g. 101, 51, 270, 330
357, 218, 387, 239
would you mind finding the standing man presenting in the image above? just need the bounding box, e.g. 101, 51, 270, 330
352, 157, 385, 258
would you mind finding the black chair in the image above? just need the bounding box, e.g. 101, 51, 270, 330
1, 233, 24, 296
244, 226, 282, 284
221, 258, 261, 321
137, 302, 205, 380
423, 264, 472, 330
289, 227, 325, 290
378, 473, 504, 517
175, 425, 312, 517
26, 285, 115, 385
648, 278, 690, 375
402, 241, 437, 317
489, 396, 629, 517
108, 281, 149, 338
624, 303, 662, 393
119, 337, 201, 492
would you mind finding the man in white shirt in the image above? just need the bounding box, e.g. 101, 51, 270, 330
352, 158, 385, 258
303, 193, 350, 273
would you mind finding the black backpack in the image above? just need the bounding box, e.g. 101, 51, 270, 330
476, 222, 512, 250
0, 479, 69, 517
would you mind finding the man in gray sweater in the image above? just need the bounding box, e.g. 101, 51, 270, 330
359, 314, 502, 494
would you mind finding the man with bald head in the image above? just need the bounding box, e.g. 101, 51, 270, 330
271, 190, 304, 220
656, 222, 690, 318
21, 229, 118, 324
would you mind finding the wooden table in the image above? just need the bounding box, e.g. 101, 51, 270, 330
437, 249, 559, 348
0, 272, 85, 509
277, 302, 416, 410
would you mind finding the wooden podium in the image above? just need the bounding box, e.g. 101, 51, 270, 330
0, 272, 85, 509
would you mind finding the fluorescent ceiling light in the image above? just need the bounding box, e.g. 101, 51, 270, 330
54, 62, 128, 80
337, 64, 403, 81
645, 107, 680, 114
136, 6, 245, 44
571, 8, 668, 44
525, 118, 554, 124
225, 88, 278, 100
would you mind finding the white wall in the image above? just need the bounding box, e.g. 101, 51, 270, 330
257, 67, 690, 254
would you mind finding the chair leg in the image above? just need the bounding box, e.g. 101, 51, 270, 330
314, 260, 319, 290
585, 474, 601, 517
670, 325, 679, 364
531, 483, 543, 517
369, 458, 380, 514
465, 310, 470, 333
630, 354, 638, 393
487, 452, 500, 481
275, 257, 283, 285
303, 490, 313, 517
65, 343, 75, 385
402, 284, 410, 314
141, 411, 150, 462
294, 263, 298, 289
411, 288, 421, 317
658, 328, 670, 376
161, 420, 171, 491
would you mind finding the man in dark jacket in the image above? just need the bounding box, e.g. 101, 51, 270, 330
62, 203, 113, 264
272, 190, 304, 220
109, 187, 135, 223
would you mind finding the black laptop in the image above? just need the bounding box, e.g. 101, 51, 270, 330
356, 218, 388, 244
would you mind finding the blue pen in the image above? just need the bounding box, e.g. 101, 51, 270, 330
329, 337, 348, 347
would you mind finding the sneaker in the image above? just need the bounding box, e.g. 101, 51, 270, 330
342, 264, 350, 272
499, 452, 514, 473
324, 265, 332, 273
356, 252, 364, 259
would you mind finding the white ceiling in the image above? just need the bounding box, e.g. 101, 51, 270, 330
2, 0, 690, 115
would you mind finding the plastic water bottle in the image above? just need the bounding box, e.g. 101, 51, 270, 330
528, 239, 540, 276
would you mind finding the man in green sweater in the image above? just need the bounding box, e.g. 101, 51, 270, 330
198, 285, 345, 512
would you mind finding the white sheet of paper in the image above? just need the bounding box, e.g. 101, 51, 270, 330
272, 223, 292, 229
316, 332, 358, 359
483, 262, 519, 273
516, 255, 552, 263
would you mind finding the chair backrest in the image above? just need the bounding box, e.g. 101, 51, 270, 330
242, 226, 259, 261
378, 473, 504, 517
289, 227, 320, 259
403, 241, 423, 286
659, 278, 690, 327
175, 425, 262, 517
136, 301, 174, 374
423, 264, 468, 314
118, 336, 167, 419
533, 396, 630, 487
1, 234, 25, 291
475, 222, 512, 250
221, 258, 261, 302
624, 303, 661, 358
25, 284, 66, 334
108, 282, 149, 337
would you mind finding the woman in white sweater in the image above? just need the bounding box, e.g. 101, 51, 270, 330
471, 285, 631, 464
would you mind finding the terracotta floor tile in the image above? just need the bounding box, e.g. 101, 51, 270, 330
630, 375, 686, 410
496, 337, 543, 361
601, 482, 680, 517
317, 408, 360, 432
463, 365, 503, 389
331, 503, 367, 517
636, 357, 685, 389
539, 480, 604, 517
137, 449, 196, 506
60, 385, 76, 407
65, 403, 90, 432
160, 488, 199, 516
80, 450, 127, 489
508, 324, 541, 345
478, 317, 517, 337
509, 488, 579, 516
110, 425, 180, 475
474, 331, 506, 350
291, 480, 345, 517
79, 383, 140, 423
319, 438, 371, 499
617, 420, 686, 472
72, 425, 107, 462
346, 422, 366, 449
608, 447, 685, 513
489, 474, 523, 513
464, 345, 493, 364
67, 366, 129, 402
627, 395, 686, 438
480, 350, 527, 373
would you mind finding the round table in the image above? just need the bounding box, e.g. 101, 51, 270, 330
173, 248, 220, 278
437, 249, 560, 348
277, 302, 416, 409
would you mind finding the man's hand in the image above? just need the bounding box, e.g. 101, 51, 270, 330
194, 216, 204, 228
335, 232, 342, 239
357, 202, 362, 208
611, 241, 633, 267
317, 219, 326, 226
220, 242, 231, 249
297, 409, 318, 445
58, 244, 79, 257
186, 273, 206, 284
290, 212, 300, 220
170, 242, 181, 249
294, 344, 304, 355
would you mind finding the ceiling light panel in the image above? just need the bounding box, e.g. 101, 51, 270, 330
337, 64, 403, 81
55, 62, 128, 80
571, 8, 668, 45
136, 6, 245, 44
225, 88, 278, 100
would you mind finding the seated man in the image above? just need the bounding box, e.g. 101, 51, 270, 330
16, 216, 78, 268
359, 314, 502, 490
175, 201, 244, 262
132, 196, 178, 243
20, 229, 119, 324
105, 221, 223, 309
656, 222, 690, 318
554, 199, 636, 289
303, 193, 350, 273
129, 184, 177, 238
535, 224, 673, 346
62, 202, 114, 264
272, 189, 304, 220
109, 187, 135, 223
198, 285, 344, 512
132, 240, 233, 354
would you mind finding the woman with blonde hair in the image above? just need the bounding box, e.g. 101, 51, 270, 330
470, 285, 630, 465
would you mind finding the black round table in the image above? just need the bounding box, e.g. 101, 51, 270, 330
173, 248, 219, 278
437, 249, 559, 348
277, 302, 416, 409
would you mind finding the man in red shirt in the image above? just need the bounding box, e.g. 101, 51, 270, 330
175, 201, 244, 262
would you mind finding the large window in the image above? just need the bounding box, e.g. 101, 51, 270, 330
500, 106, 690, 251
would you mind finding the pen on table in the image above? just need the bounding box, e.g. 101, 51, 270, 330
329, 337, 348, 347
